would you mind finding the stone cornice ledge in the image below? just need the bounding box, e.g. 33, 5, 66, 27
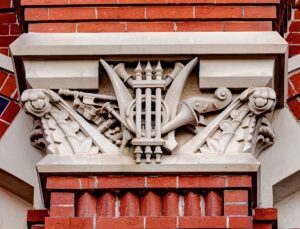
10, 32, 287, 56
37, 154, 259, 173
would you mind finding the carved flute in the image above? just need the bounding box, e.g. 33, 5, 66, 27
58, 89, 117, 102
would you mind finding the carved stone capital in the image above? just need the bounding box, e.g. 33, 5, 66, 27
21, 59, 276, 164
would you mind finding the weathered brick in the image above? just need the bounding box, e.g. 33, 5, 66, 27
22, 0, 68, 5
195, 6, 243, 19
50, 192, 75, 206
46, 177, 80, 189
179, 176, 227, 188
178, 216, 227, 228
0, 0, 12, 9
147, 176, 176, 188
162, 192, 179, 216
184, 191, 201, 216
253, 223, 273, 229
49, 7, 96, 20
45, 217, 93, 229
50, 206, 74, 217
146, 6, 193, 19
96, 217, 144, 229
0, 13, 17, 23
253, 208, 277, 221
224, 190, 248, 203
127, 22, 174, 32
76, 192, 96, 217
97, 192, 116, 217
205, 191, 223, 216
224, 21, 272, 31
141, 191, 161, 216
29, 23, 76, 33
98, 7, 145, 20
97, 176, 144, 189
0, 101, 20, 123
176, 21, 224, 32
227, 176, 252, 188
229, 216, 253, 228
24, 8, 48, 21
244, 6, 277, 19
224, 204, 248, 216
77, 22, 126, 32
80, 177, 96, 189
146, 216, 177, 229
27, 209, 49, 224
119, 192, 140, 216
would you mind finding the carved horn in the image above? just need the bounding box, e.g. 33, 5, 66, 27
165, 62, 185, 87
113, 63, 133, 87
161, 102, 198, 135
100, 59, 134, 121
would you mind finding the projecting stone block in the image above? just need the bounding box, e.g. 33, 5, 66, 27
24, 60, 99, 89
199, 58, 275, 88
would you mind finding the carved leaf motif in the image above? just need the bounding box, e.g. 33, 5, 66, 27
73, 138, 93, 154
52, 129, 64, 143
219, 120, 231, 131
47, 118, 57, 130
70, 121, 80, 133
206, 138, 221, 152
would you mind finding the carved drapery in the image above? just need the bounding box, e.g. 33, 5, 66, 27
21, 59, 276, 163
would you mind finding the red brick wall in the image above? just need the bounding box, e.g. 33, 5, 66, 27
0, 0, 21, 55
287, 1, 300, 57
0, 0, 21, 138
27, 175, 277, 229
21, 0, 284, 33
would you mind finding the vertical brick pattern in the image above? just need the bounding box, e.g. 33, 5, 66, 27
97, 192, 116, 217
30, 174, 275, 228
205, 191, 223, 216
76, 192, 96, 217
184, 191, 201, 216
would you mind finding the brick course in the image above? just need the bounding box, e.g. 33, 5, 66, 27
22, 0, 284, 34
29, 174, 277, 228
